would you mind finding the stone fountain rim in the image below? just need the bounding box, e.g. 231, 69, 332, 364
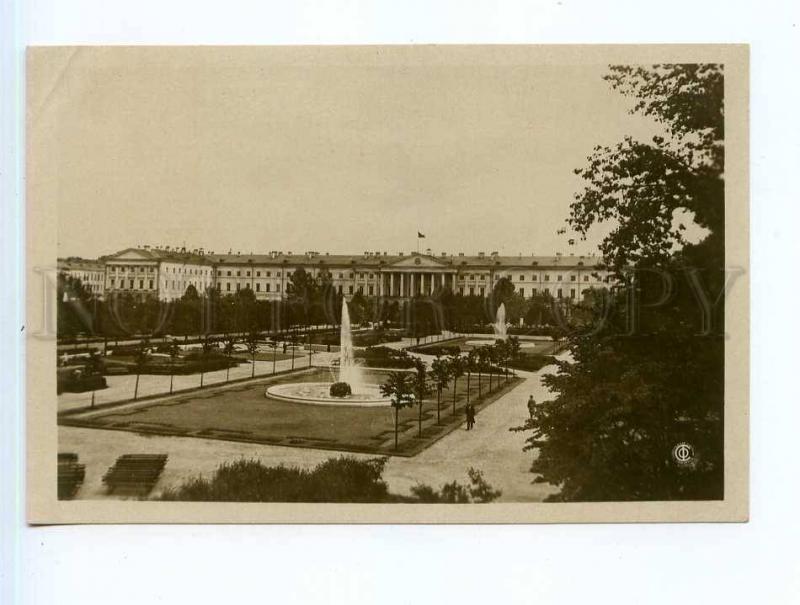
265, 381, 391, 407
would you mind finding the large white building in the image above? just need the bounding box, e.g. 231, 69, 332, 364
57, 258, 106, 297
102, 247, 215, 300
64, 247, 611, 302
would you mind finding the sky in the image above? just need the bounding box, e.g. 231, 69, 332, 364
30, 47, 664, 260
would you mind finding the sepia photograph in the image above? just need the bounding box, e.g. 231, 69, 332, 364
25, 45, 749, 523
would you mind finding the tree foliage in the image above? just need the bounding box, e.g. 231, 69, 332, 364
519, 64, 727, 501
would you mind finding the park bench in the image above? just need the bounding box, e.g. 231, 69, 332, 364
57, 452, 86, 499
102, 454, 168, 496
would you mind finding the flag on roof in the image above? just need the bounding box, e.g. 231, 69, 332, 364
417, 232, 425, 238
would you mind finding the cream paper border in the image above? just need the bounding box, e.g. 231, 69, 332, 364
26, 44, 749, 524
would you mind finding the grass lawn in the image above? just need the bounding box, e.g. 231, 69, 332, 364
60, 368, 522, 457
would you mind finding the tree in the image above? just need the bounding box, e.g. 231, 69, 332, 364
446, 352, 465, 416
411, 358, 432, 437
245, 331, 260, 378
348, 291, 370, 326
429, 356, 451, 425
57, 272, 103, 339
198, 334, 216, 388
507, 336, 522, 362
183, 284, 199, 300
492, 276, 515, 309
493, 340, 509, 384
475, 346, 490, 397
465, 350, 478, 406
518, 64, 726, 501
379, 371, 415, 450
84, 350, 104, 408
223, 336, 237, 382
269, 332, 280, 374
132, 339, 151, 401
167, 340, 181, 394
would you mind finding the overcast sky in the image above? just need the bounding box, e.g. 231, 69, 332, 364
31, 47, 663, 259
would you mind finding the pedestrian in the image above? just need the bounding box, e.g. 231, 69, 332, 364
527, 395, 536, 419
466, 403, 475, 430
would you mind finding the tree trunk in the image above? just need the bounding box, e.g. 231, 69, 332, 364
436, 389, 441, 424
169, 370, 174, 394
467, 372, 471, 404
134, 373, 140, 400
452, 378, 457, 415
418, 398, 423, 437
273, 347, 277, 374
252, 353, 256, 377
394, 406, 399, 450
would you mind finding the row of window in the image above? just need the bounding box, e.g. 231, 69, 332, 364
109, 265, 211, 276
108, 278, 155, 290
108, 265, 156, 273
497, 274, 605, 283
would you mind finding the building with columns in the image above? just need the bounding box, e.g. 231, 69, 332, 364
67, 247, 610, 302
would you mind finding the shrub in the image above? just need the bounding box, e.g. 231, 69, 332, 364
158, 458, 501, 504
160, 457, 390, 502
329, 382, 352, 397
361, 346, 415, 369
56, 370, 107, 394
409, 467, 502, 503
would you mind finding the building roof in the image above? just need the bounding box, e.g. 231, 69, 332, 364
104, 247, 213, 265
57, 258, 105, 271
206, 252, 604, 269
98, 248, 605, 270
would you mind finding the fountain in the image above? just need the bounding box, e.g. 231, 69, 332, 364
337, 295, 362, 389
466, 303, 511, 347
265, 299, 391, 406
493, 302, 508, 340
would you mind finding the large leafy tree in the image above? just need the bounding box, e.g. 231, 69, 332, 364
518, 64, 726, 501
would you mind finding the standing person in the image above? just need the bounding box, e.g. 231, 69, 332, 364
527, 395, 536, 419
466, 403, 476, 430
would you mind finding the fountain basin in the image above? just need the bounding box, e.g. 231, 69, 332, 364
265, 382, 390, 407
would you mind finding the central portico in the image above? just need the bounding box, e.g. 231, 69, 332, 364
379, 254, 457, 298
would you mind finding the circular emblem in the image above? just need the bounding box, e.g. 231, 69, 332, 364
672, 442, 694, 466
414, 257, 421, 264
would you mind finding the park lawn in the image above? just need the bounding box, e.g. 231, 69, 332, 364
60, 368, 522, 456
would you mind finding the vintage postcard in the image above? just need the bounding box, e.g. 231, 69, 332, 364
26, 45, 749, 523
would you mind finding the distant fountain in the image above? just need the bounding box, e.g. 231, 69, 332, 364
338, 298, 363, 390
493, 303, 508, 340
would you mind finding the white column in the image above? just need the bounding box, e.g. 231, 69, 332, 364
390, 273, 395, 297
400, 273, 405, 297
